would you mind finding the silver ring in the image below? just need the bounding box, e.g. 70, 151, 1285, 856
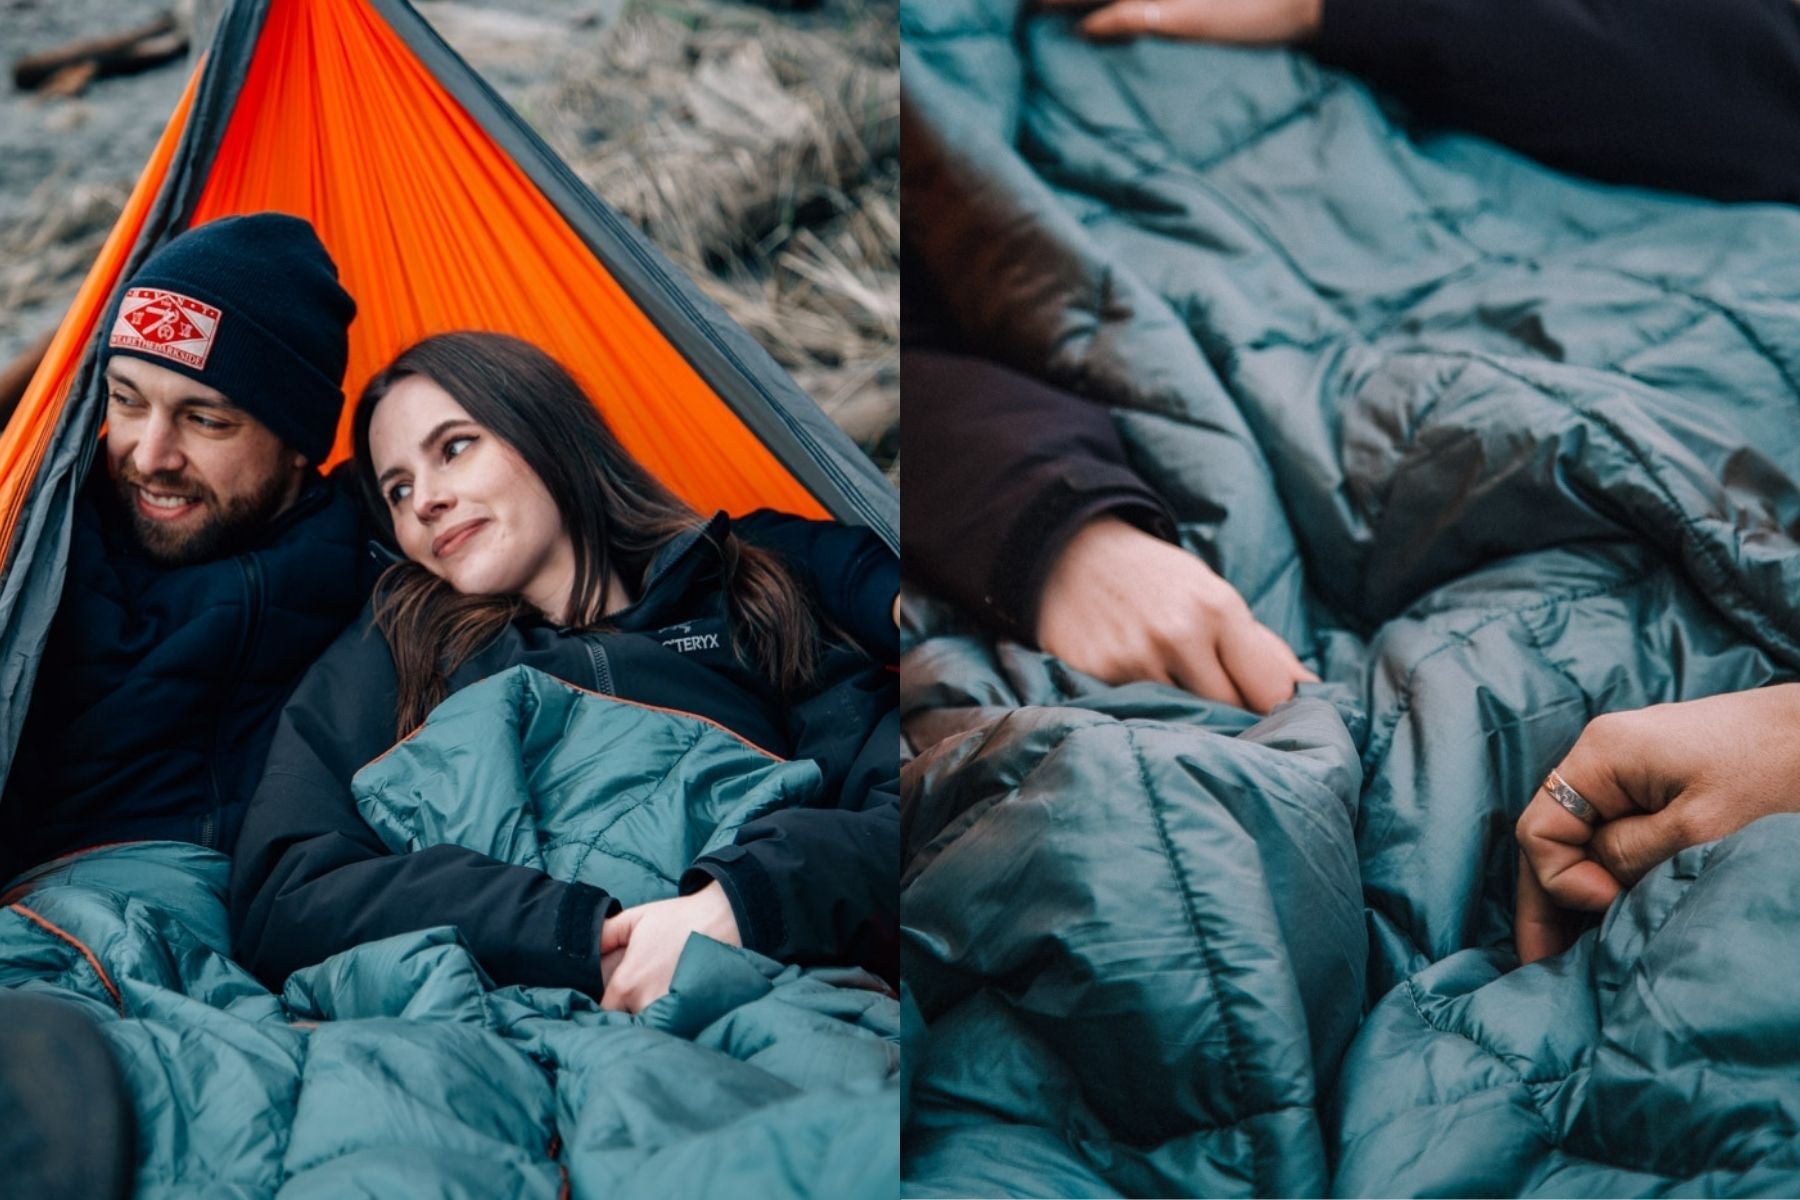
1543, 769, 1598, 825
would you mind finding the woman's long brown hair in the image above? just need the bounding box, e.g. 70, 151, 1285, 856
353, 331, 820, 734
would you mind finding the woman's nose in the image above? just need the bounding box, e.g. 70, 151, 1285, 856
410, 475, 453, 522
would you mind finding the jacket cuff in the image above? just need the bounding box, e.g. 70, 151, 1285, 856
682, 848, 783, 960
548, 881, 618, 991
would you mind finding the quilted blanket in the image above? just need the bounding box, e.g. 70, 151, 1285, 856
0, 667, 899, 1197
900, 2, 1800, 1194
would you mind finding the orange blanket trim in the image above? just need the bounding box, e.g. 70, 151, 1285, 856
9, 902, 126, 1014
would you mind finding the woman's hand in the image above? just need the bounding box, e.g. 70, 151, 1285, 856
1038, 0, 1322, 44
1035, 516, 1317, 713
599, 881, 742, 1014
1515, 685, 1800, 965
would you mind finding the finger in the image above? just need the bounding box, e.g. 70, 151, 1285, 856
1081, 0, 1161, 39
1515, 797, 1621, 913
1216, 620, 1300, 715
600, 949, 624, 982
1167, 637, 1249, 709
1548, 716, 1661, 826
1515, 855, 1572, 965
1590, 804, 1703, 887
1534, 854, 1623, 912
599, 912, 633, 954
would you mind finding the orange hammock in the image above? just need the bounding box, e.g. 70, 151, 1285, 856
0, 0, 895, 578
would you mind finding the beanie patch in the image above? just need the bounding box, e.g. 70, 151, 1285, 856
109, 288, 223, 371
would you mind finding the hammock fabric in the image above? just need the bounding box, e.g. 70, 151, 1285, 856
0, 0, 896, 764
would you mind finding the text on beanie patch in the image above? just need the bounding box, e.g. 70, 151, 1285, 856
110, 288, 223, 370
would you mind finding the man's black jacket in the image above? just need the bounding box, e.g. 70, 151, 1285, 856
0, 469, 368, 882
230, 510, 899, 996
1313, 0, 1800, 205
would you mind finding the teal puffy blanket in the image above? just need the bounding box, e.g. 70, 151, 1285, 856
0, 667, 898, 1197
901, 3, 1800, 1195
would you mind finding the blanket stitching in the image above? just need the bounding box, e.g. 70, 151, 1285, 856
1360, 565, 1661, 778
1598, 307, 1715, 378
563, 721, 711, 889
1592, 265, 1800, 399
1392, 978, 1730, 1183
1400, 978, 1567, 1139
1125, 726, 1264, 1194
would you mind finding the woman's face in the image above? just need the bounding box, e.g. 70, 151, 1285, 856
368, 375, 576, 620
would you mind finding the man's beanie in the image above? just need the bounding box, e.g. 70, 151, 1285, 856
104, 213, 356, 465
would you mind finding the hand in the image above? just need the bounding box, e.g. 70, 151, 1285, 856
1038, 0, 1323, 45
1514, 685, 1800, 965
598, 881, 742, 1014
1035, 515, 1317, 712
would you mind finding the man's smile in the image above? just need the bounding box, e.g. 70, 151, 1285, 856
133, 485, 204, 521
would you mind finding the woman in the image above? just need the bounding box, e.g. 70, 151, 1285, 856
228, 332, 898, 1013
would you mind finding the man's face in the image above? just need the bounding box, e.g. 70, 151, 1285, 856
103, 356, 306, 565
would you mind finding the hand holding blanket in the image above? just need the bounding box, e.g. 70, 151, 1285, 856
1516, 684, 1800, 963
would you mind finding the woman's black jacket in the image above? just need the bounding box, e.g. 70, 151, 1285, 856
229, 510, 898, 995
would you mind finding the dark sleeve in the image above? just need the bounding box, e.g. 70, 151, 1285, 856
681, 672, 899, 983
901, 346, 1177, 643
1312, 0, 1800, 204
229, 613, 617, 994
733, 511, 899, 664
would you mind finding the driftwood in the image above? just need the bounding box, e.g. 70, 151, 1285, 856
13, 13, 188, 94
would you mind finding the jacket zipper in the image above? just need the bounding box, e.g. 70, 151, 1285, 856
204, 556, 263, 847
586, 640, 615, 696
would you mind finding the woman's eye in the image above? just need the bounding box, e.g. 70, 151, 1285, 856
444, 435, 474, 460
386, 482, 412, 506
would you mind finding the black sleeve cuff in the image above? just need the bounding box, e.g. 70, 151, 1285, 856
554, 881, 617, 967
681, 850, 783, 960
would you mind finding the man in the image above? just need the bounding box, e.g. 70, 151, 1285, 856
0, 212, 367, 1193
0, 212, 366, 882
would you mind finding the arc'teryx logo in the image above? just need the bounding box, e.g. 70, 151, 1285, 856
109, 288, 222, 369
661, 621, 721, 653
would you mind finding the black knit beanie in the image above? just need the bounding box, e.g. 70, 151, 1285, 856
105, 213, 356, 465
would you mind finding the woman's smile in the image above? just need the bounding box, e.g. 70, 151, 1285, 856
431, 517, 489, 560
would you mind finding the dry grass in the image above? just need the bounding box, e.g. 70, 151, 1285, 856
0, 174, 127, 323
527, 0, 900, 470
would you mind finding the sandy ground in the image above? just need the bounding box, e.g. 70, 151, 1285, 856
0, 0, 898, 471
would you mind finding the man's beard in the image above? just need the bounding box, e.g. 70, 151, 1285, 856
113, 464, 293, 566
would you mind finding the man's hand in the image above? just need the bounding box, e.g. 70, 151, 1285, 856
1038, 0, 1322, 45
1034, 515, 1317, 713
599, 881, 742, 1014
1514, 685, 1800, 965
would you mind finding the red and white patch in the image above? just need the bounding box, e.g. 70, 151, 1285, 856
109, 288, 222, 370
